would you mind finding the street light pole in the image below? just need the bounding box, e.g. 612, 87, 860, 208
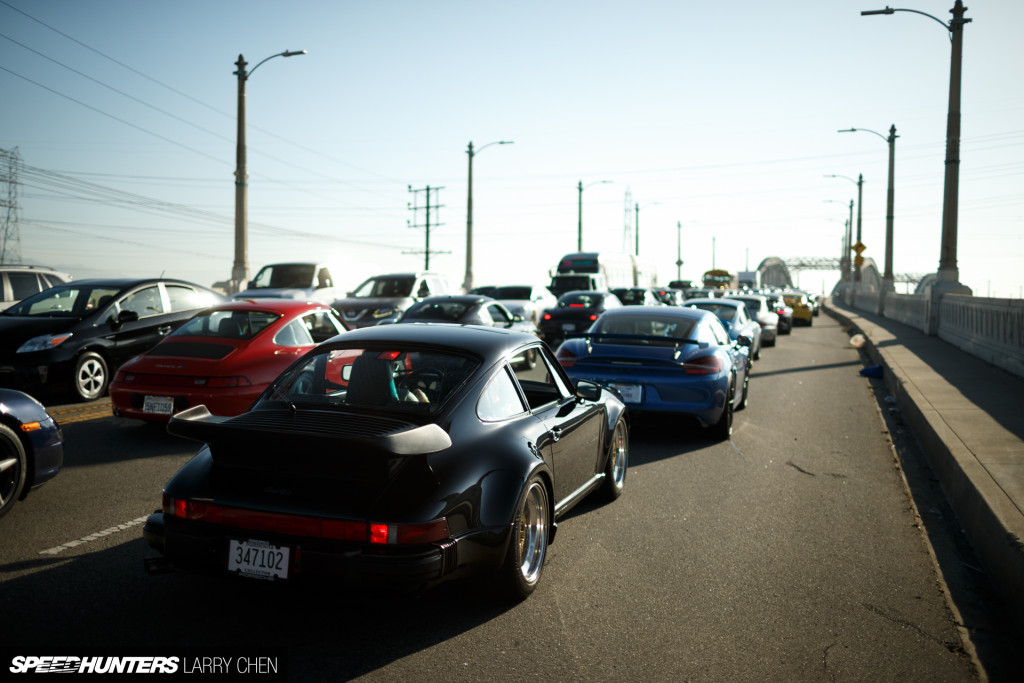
634, 201, 660, 256
862, 1, 972, 295
825, 174, 863, 285
577, 179, 611, 252
232, 50, 307, 294
464, 140, 512, 292
676, 221, 683, 281
839, 126, 898, 292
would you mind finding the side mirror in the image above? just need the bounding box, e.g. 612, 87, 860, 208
737, 335, 752, 347
117, 309, 139, 324
575, 380, 601, 402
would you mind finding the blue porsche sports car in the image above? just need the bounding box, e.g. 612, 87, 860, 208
0, 388, 64, 519
555, 306, 751, 440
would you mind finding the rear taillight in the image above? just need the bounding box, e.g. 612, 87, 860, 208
542, 313, 552, 321
555, 347, 577, 368
589, 314, 598, 321
369, 520, 450, 545
683, 356, 724, 375
162, 494, 449, 544
207, 376, 252, 388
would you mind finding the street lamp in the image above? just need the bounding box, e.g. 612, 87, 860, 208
464, 140, 513, 292
862, 2, 972, 294
232, 50, 307, 294
634, 201, 660, 257
825, 174, 864, 284
577, 179, 611, 251
675, 220, 696, 281
839, 126, 898, 293
824, 199, 855, 284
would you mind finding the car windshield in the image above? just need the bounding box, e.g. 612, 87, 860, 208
172, 309, 280, 340
3, 285, 122, 318
250, 264, 315, 289
261, 346, 480, 415
591, 315, 697, 344
351, 276, 415, 298
491, 286, 531, 299
402, 300, 471, 322
559, 293, 603, 308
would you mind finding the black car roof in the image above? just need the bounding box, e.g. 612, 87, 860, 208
323, 322, 539, 359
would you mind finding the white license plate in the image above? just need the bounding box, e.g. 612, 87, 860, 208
562, 323, 576, 332
610, 383, 642, 403
227, 538, 290, 580
143, 395, 174, 415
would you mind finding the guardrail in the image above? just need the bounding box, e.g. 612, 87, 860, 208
838, 286, 1024, 379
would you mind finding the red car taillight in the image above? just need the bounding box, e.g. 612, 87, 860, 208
162, 495, 449, 544
555, 347, 577, 368
207, 376, 252, 388
682, 356, 724, 375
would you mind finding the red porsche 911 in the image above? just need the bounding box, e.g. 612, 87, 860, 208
110, 300, 348, 421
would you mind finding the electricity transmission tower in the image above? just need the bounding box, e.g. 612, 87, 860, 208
0, 148, 22, 264
405, 185, 449, 270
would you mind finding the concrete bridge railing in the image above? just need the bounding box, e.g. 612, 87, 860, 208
837, 284, 1024, 379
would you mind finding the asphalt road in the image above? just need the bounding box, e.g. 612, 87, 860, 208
2, 314, 1009, 681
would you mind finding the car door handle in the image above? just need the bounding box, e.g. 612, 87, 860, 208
158, 325, 173, 336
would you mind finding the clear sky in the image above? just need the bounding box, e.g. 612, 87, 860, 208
1, 0, 1021, 298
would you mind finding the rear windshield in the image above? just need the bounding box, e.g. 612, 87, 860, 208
260, 346, 480, 415
172, 310, 280, 340
690, 303, 737, 321
402, 300, 470, 322
491, 286, 531, 299
559, 293, 604, 308
591, 315, 697, 344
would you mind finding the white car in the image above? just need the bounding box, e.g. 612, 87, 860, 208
233, 262, 341, 304
485, 284, 556, 325
725, 294, 779, 347
0, 265, 72, 312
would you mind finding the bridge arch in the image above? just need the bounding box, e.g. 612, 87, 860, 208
756, 257, 794, 288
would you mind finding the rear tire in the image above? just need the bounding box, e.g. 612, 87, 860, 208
498, 475, 550, 601
710, 380, 734, 440
0, 424, 27, 519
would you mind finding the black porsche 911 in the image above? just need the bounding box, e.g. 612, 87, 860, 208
143, 324, 629, 599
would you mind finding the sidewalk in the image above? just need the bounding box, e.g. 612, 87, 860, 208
824, 298, 1024, 627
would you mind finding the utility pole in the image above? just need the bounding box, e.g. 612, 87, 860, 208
406, 185, 448, 270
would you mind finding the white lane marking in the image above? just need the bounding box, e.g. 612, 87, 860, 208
39, 515, 150, 555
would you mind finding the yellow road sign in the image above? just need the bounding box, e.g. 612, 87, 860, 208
853, 241, 866, 255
